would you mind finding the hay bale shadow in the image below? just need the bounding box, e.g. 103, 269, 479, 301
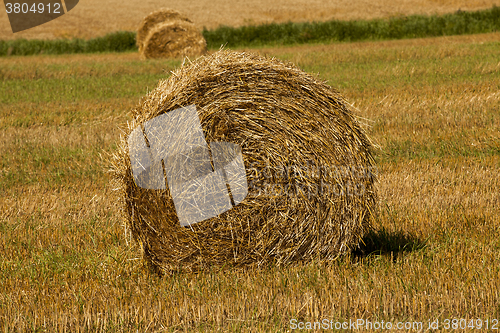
353, 227, 426, 260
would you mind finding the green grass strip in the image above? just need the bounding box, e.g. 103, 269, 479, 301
0, 31, 136, 56
204, 6, 500, 47
1, 6, 500, 56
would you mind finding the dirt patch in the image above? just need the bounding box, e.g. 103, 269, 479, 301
1, 0, 500, 41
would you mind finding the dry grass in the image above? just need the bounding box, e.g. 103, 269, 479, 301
1, 0, 500, 40
0, 33, 499, 331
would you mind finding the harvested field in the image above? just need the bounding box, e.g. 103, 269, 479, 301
1, 0, 500, 40
0, 14, 499, 332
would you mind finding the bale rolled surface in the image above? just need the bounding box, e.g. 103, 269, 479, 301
136, 8, 192, 53
112, 50, 377, 274
141, 20, 207, 59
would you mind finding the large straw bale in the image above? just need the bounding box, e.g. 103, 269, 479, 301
136, 8, 192, 53
111, 50, 377, 274
141, 20, 207, 59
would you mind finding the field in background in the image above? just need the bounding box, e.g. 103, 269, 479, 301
1, 32, 499, 331
1, 0, 500, 41
4, 6, 500, 57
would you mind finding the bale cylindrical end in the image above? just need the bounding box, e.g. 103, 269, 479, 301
141, 20, 207, 59
136, 8, 193, 53
112, 50, 377, 274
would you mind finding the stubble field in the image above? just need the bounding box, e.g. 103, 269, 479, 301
1, 0, 500, 40
1, 32, 499, 331
1, 1, 500, 332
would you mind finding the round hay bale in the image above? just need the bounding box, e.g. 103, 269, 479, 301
112, 50, 377, 274
141, 20, 207, 59
136, 8, 192, 53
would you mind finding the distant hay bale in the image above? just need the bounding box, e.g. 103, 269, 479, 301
141, 20, 207, 59
111, 50, 377, 274
136, 8, 192, 53
136, 8, 206, 59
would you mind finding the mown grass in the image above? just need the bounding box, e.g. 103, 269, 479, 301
0, 54, 181, 104
0, 31, 137, 57
1, 6, 500, 56
0, 33, 499, 331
